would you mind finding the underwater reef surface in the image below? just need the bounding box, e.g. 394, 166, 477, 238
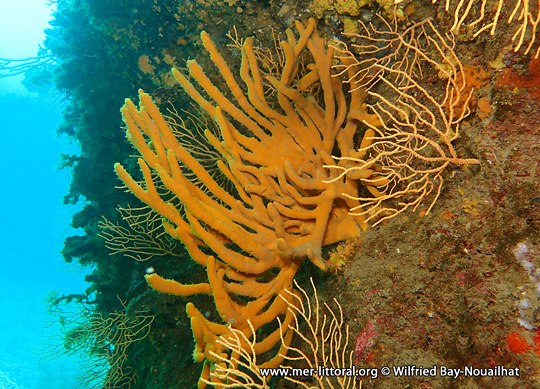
45, 0, 540, 387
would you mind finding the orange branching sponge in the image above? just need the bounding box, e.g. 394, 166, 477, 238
201, 278, 357, 388
114, 19, 384, 386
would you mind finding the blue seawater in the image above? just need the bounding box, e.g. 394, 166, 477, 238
0, 91, 90, 388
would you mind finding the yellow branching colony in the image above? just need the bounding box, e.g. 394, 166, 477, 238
330, 18, 479, 224
114, 19, 383, 386
203, 278, 356, 389
99, 206, 183, 262
395, 0, 540, 58
42, 301, 154, 388
113, 17, 477, 387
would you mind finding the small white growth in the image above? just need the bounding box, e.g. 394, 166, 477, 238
513, 243, 530, 261
145, 266, 155, 274
517, 299, 531, 309
518, 317, 536, 331
514, 243, 536, 281
513, 242, 539, 330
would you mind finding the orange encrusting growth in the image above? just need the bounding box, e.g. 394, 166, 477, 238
507, 331, 533, 353
507, 330, 540, 355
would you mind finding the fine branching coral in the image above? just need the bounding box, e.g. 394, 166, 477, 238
0, 47, 55, 78
99, 206, 184, 262
395, 0, 540, 58
202, 278, 357, 389
41, 296, 154, 388
329, 17, 480, 225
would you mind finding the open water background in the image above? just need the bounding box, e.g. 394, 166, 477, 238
0, 2, 92, 387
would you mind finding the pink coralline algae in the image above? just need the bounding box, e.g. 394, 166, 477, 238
355, 321, 377, 365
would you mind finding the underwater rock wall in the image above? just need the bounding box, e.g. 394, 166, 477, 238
46, 0, 540, 387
